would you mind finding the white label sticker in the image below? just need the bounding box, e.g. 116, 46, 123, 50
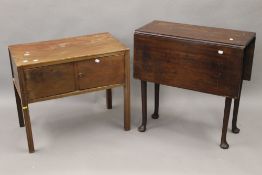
218, 50, 224, 55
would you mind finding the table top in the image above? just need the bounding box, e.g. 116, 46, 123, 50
9, 33, 128, 67
135, 20, 255, 47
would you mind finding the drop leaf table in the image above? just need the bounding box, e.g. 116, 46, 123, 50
134, 20, 256, 149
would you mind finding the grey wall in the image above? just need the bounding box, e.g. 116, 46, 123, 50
1, 0, 262, 97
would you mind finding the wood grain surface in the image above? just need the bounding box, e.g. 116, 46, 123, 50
134, 33, 244, 98
136, 20, 255, 47
24, 63, 76, 100
77, 54, 125, 89
8, 33, 128, 68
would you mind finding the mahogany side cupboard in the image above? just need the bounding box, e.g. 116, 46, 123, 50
134, 20, 256, 149
9, 33, 130, 153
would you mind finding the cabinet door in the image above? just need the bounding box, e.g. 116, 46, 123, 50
24, 63, 75, 101
77, 55, 125, 90
134, 34, 244, 98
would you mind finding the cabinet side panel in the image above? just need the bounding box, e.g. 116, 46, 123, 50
9, 49, 21, 96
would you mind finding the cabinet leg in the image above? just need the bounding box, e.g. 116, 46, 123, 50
232, 98, 240, 134
138, 81, 147, 132
123, 50, 130, 131
22, 104, 35, 153
220, 97, 232, 149
106, 89, 112, 109
124, 84, 130, 131
152, 83, 160, 119
13, 85, 24, 127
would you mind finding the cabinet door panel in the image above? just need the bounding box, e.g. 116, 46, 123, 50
77, 55, 125, 90
24, 63, 75, 100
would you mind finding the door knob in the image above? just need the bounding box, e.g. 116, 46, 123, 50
78, 72, 84, 78
95, 59, 100, 63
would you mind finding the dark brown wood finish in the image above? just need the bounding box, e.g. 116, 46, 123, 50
243, 37, 256, 81
137, 20, 255, 46
134, 34, 244, 98
232, 99, 241, 134
20, 93, 35, 153
106, 89, 112, 109
24, 63, 76, 101
152, 83, 160, 119
9, 49, 24, 127
220, 97, 232, 149
13, 84, 24, 127
123, 51, 131, 131
8, 33, 131, 153
77, 55, 125, 90
232, 80, 243, 134
134, 20, 256, 149
138, 80, 147, 132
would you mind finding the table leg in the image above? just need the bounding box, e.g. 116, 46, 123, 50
21, 99, 35, 153
220, 97, 232, 149
13, 85, 24, 127
232, 79, 243, 134
106, 89, 112, 109
232, 98, 241, 134
138, 80, 147, 132
152, 83, 160, 119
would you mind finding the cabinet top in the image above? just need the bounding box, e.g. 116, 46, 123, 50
135, 20, 255, 47
9, 33, 128, 67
